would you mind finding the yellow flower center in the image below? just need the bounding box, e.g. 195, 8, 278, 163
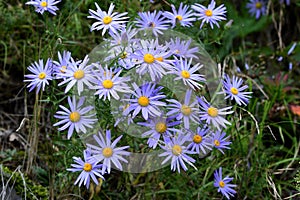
175, 49, 180, 54
102, 147, 113, 158
73, 69, 85, 80
149, 22, 155, 27
121, 52, 127, 59
214, 140, 220, 147
255, 2, 262, 9
155, 122, 167, 133
138, 96, 150, 107
40, 1, 47, 7
219, 181, 225, 188
102, 80, 114, 89
205, 9, 213, 17
83, 163, 92, 172
144, 53, 155, 64
38, 72, 46, 80
155, 57, 163, 62
69, 111, 81, 122
176, 15, 183, 21
230, 87, 239, 95
181, 105, 192, 116
60, 65, 67, 73
172, 144, 182, 156
207, 107, 218, 117
103, 16, 112, 25
181, 70, 190, 79
193, 135, 202, 144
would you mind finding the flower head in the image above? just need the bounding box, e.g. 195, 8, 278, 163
53, 96, 97, 139
172, 57, 205, 90
197, 96, 233, 131
58, 55, 95, 96
91, 64, 131, 100
187, 127, 212, 155
214, 167, 237, 199
67, 149, 104, 189
159, 133, 196, 173
138, 114, 181, 149
134, 10, 169, 36
53, 50, 72, 79
26, 0, 61, 15
87, 130, 130, 174
211, 130, 231, 154
24, 58, 53, 93
167, 89, 199, 130
88, 3, 128, 36
192, 0, 227, 29
163, 3, 196, 28
168, 38, 199, 59
124, 83, 166, 120
222, 74, 252, 106
246, 0, 267, 19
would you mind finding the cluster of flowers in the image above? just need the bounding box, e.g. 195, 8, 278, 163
24, 1, 255, 199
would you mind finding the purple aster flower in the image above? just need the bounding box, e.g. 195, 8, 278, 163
91, 64, 131, 100
222, 74, 252, 106
130, 39, 173, 81
124, 83, 166, 120
163, 3, 196, 28
197, 96, 233, 131
192, 0, 227, 29
280, 0, 290, 5
134, 10, 169, 36
53, 96, 97, 139
214, 167, 237, 199
58, 55, 95, 96
26, 0, 60, 15
187, 127, 212, 155
167, 89, 199, 130
24, 58, 53, 93
246, 0, 267, 19
87, 130, 130, 174
138, 114, 181, 149
53, 50, 72, 79
172, 57, 205, 90
168, 37, 199, 59
67, 149, 104, 189
159, 133, 196, 173
211, 131, 231, 154
108, 25, 138, 47
88, 3, 128, 36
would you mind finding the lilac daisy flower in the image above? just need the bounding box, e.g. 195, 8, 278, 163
108, 25, 138, 46
197, 96, 233, 131
130, 39, 173, 81
222, 74, 252, 106
172, 57, 205, 90
67, 149, 104, 189
134, 10, 169, 36
192, 0, 227, 29
91, 64, 131, 101
124, 83, 166, 120
167, 89, 199, 130
26, 0, 60, 15
211, 131, 231, 154
168, 38, 199, 59
88, 3, 129, 36
87, 130, 130, 174
246, 0, 267, 19
58, 55, 95, 96
53, 50, 72, 79
24, 58, 53, 93
159, 133, 196, 173
214, 167, 237, 199
163, 3, 196, 28
53, 96, 97, 139
187, 127, 212, 155
138, 114, 181, 149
